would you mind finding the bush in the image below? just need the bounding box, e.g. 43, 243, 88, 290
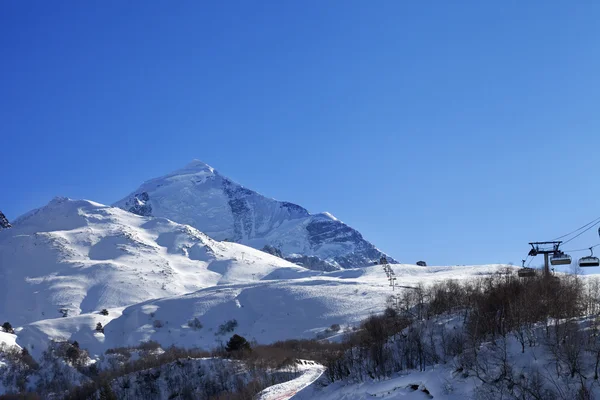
137, 340, 161, 351
187, 317, 203, 330
2, 321, 14, 333
225, 334, 251, 353
153, 320, 163, 329
217, 319, 238, 335
100, 309, 109, 316
66, 343, 83, 366
96, 322, 104, 333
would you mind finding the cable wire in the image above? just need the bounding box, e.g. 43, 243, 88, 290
563, 244, 600, 253
527, 255, 534, 267
553, 216, 600, 241
561, 221, 600, 246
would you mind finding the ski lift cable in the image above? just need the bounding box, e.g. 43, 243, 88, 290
562, 244, 600, 253
552, 216, 600, 241
561, 221, 600, 246
526, 255, 535, 267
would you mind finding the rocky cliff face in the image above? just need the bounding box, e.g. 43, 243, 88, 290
0, 211, 11, 230
114, 160, 397, 269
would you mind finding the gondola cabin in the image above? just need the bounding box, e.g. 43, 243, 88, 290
518, 268, 536, 278
550, 252, 572, 266
579, 256, 600, 267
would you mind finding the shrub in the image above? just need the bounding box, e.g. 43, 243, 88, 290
100, 309, 109, 316
217, 319, 238, 335
137, 340, 161, 351
225, 334, 251, 353
187, 317, 203, 330
96, 322, 104, 333
2, 321, 14, 333
65, 343, 82, 365
153, 320, 163, 329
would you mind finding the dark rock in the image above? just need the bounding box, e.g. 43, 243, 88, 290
126, 192, 152, 217
262, 245, 283, 258
0, 211, 11, 229
284, 254, 339, 272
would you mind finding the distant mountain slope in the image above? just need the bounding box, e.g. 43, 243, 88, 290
11, 263, 515, 361
114, 160, 396, 269
0, 197, 311, 326
99, 264, 515, 352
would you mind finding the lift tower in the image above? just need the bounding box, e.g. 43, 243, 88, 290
528, 241, 566, 277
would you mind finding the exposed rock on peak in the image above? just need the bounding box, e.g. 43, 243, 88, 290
114, 160, 397, 269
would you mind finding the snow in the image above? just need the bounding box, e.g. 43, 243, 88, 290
2, 192, 567, 399
258, 360, 325, 400
113, 160, 394, 268
294, 368, 470, 399
289, 316, 599, 400
0, 332, 18, 349
0, 198, 522, 362
0, 198, 311, 327
99, 263, 517, 352
16, 307, 125, 359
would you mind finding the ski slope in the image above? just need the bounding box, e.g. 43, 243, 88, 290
20, 263, 512, 357
0, 197, 311, 326
5, 257, 517, 361
0, 196, 524, 375
258, 360, 325, 400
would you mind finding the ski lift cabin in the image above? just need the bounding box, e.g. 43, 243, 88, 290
550, 251, 572, 266
518, 267, 536, 278
579, 248, 600, 267
579, 257, 600, 267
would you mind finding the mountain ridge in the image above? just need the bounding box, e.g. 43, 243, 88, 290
0, 197, 312, 326
114, 160, 397, 269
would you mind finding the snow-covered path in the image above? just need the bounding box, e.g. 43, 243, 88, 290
258, 360, 325, 400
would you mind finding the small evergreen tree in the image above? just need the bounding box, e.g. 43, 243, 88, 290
2, 321, 14, 333
96, 322, 104, 333
225, 334, 251, 353
99, 381, 118, 400
100, 309, 109, 316
66, 342, 81, 365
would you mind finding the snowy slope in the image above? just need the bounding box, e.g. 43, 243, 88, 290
0, 197, 311, 326
99, 264, 516, 352
258, 360, 325, 400
0, 332, 18, 349
114, 160, 395, 269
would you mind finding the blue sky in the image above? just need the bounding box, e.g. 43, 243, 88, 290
1, 1, 599, 267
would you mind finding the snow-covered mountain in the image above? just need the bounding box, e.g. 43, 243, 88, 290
114, 160, 396, 269
12, 263, 514, 360
0, 197, 311, 326
0, 211, 10, 230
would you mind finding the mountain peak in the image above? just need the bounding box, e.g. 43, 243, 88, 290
114, 161, 397, 268
178, 159, 216, 174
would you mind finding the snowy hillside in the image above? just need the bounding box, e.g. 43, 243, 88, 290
94, 264, 516, 353
0, 197, 311, 326
114, 160, 395, 269
5, 262, 515, 360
